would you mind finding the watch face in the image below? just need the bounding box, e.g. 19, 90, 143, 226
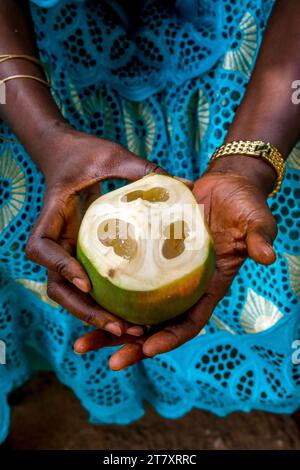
254, 143, 272, 158
258, 145, 269, 151
255, 143, 269, 152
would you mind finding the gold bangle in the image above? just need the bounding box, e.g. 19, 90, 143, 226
0, 56, 51, 145
210, 140, 285, 197
0, 55, 51, 87
0, 54, 44, 69
0, 74, 50, 88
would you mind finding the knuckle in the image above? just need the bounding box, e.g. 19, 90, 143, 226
144, 160, 160, 175
103, 142, 123, 165
84, 310, 96, 326
47, 282, 60, 301
184, 316, 199, 338
95, 142, 124, 178
163, 327, 180, 346
109, 142, 123, 157
54, 259, 70, 278
25, 237, 39, 262
186, 315, 198, 330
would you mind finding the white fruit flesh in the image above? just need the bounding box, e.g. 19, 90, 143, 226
78, 174, 211, 292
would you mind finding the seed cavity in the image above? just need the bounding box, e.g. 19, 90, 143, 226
162, 220, 189, 260
122, 187, 169, 203
97, 218, 137, 261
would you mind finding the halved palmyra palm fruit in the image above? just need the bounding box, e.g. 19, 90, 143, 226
77, 174, 215, 325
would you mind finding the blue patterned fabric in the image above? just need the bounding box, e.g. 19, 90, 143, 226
0, 0, 300, 443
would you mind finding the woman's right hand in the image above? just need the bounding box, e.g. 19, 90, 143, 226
25, 126, 165, 337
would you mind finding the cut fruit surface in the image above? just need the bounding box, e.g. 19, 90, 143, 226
162, 220, 188, 260
97, 219, 137, 261
122, 187, 170, 203
77, 174, 215, 325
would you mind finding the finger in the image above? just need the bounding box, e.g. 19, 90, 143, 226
26, 197, 91, 293
102, 146, 194, 192
74, 331, 148, 370
174, 176, 194, 190
142, 274, 224, 357
247, 215, 277, 265
106, 147, 194, 188
47, 270, 128, 335
246, 229, 276, 265
81, 183, 101, 212
74, 330, 129, 353
109, 343, 147, 371
102, 145, 168, 181
142, 297, 213, 357
48, 270, 145, 337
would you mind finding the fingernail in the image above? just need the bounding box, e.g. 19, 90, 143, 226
105, 322, 122, 336
142, 344, 156, 357
109, 356, 121, 371
126, 326, 144, 336
73, 277, 89, 292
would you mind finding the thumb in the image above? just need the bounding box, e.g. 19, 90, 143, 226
103, 145, 194, 188
106, 145, 167, 181
246, 224, 277, 265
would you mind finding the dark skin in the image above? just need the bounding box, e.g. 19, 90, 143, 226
1, 0, 300, 370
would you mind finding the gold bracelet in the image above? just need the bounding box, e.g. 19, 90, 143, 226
0, 55, 51, 87
210, 140, 285, 197
0, 56, 50, 145
0, 74, 50, 88
0, 54, 44, 69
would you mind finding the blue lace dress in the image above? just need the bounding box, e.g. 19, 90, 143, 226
0, 0, 300, 443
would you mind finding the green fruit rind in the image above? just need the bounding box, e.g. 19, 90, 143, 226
77, 241, 215, 325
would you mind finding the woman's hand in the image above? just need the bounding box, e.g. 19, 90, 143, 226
25, 126, 165, 337
74, 156, 278, 369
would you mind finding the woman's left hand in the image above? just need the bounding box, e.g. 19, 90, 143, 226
74, 157, 278, 370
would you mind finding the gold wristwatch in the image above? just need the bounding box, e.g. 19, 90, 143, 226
210, 140, 285, 197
